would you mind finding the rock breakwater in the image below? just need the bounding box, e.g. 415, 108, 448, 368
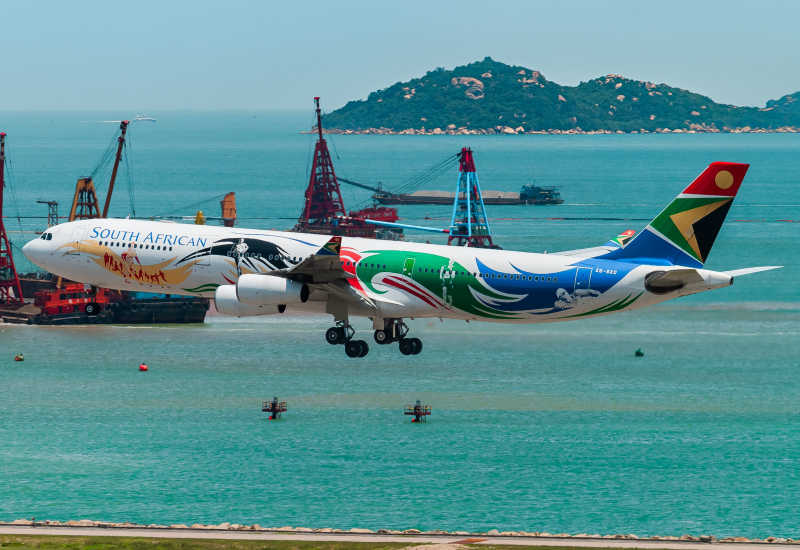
305, 124, 800, 136
2, 519, 799, 543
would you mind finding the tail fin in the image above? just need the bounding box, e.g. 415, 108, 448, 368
602, 162, 749, 267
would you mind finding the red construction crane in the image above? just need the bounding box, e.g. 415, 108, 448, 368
0, 132, 24, 304
300, 97, 346, 224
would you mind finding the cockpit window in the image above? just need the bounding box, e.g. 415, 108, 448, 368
40, 233, 53, 241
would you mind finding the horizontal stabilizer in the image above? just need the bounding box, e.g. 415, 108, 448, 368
723, 266, 783, 277
645, 269, 704, 293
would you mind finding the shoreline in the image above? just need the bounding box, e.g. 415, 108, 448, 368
305, 125, 799, 135
1, 520, 795, 544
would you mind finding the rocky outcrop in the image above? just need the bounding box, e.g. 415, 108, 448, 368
451, 77, 485, 100
2, 518, 797, 543
304, 125, 799, 136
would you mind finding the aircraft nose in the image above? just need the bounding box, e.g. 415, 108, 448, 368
22, 238, 43, 266
22, 239, 35, 258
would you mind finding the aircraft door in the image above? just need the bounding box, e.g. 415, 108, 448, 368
378, 257, 418, 319
66, 227, 86, 255
402, 258, 415, 280
574, 267, 592, 294
194, 236, 214, 266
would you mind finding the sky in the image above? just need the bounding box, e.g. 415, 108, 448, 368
2, 0, 799, 111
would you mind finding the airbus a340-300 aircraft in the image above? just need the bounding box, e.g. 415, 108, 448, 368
24, 162, 779, 358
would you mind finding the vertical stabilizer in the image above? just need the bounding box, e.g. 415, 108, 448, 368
602, 162, 749, 267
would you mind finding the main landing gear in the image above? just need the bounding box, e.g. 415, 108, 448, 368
325, 321, 369, 358
325, 319, 423, 358
373, 319, 422, 356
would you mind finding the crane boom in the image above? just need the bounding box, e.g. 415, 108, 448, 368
336, 176, 394, 198
336, 176, 393, 197
101, 120, 129, 218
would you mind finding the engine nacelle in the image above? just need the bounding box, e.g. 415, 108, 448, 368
236, 274, 309, 307
214, 285, 283, 317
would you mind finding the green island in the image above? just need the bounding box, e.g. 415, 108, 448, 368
323, 58, 800, 134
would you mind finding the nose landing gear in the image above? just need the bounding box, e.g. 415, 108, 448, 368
326, 321, 369, 358
374, 319, 423, 355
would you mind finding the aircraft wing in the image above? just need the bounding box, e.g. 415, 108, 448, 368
552, 230, 636, 260
262, 236, 379, 310
551, 245, 617, 259
266, 236, 351, 283
318, 279, 378, 310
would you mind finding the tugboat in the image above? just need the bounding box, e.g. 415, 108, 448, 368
519, 184, 564, 205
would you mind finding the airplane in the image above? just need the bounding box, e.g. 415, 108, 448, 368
23, 161, 780, 358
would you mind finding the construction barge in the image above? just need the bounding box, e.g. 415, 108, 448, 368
374, 184, 563, 206
1, 280, 208, 325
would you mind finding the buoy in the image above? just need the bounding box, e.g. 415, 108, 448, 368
14, 354, 24, 362
139, 364, 148, 371
635, 348, 644, 357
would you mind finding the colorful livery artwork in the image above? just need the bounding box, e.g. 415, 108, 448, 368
25, 162, 780, 358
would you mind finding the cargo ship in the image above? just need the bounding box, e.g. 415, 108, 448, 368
374, 184, 563, 206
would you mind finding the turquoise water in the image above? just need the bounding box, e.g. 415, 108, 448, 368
1, 111, 799, 536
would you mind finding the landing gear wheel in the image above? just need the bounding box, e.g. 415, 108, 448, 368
326, 327, 345, 345
374, 329, 391, 345
85, 302, 100, 316
357, 340, 369, 357
345, 340, 363, 358
410, 338, 423, 355
399, 338, 417, 356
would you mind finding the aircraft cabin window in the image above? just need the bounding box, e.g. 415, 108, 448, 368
553, 277, 557, 282
547, 277, 552, 282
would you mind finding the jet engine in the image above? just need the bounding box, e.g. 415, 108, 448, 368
214, 285, 283, 317
236, 274, 309, 307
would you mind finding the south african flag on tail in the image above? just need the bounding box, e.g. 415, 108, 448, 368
602, 162, 749, 268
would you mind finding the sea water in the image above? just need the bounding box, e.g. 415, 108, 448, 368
0, 111, 799, 537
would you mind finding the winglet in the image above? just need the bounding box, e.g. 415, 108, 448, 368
318, 236, 342, 256
603, 229, 636, 249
